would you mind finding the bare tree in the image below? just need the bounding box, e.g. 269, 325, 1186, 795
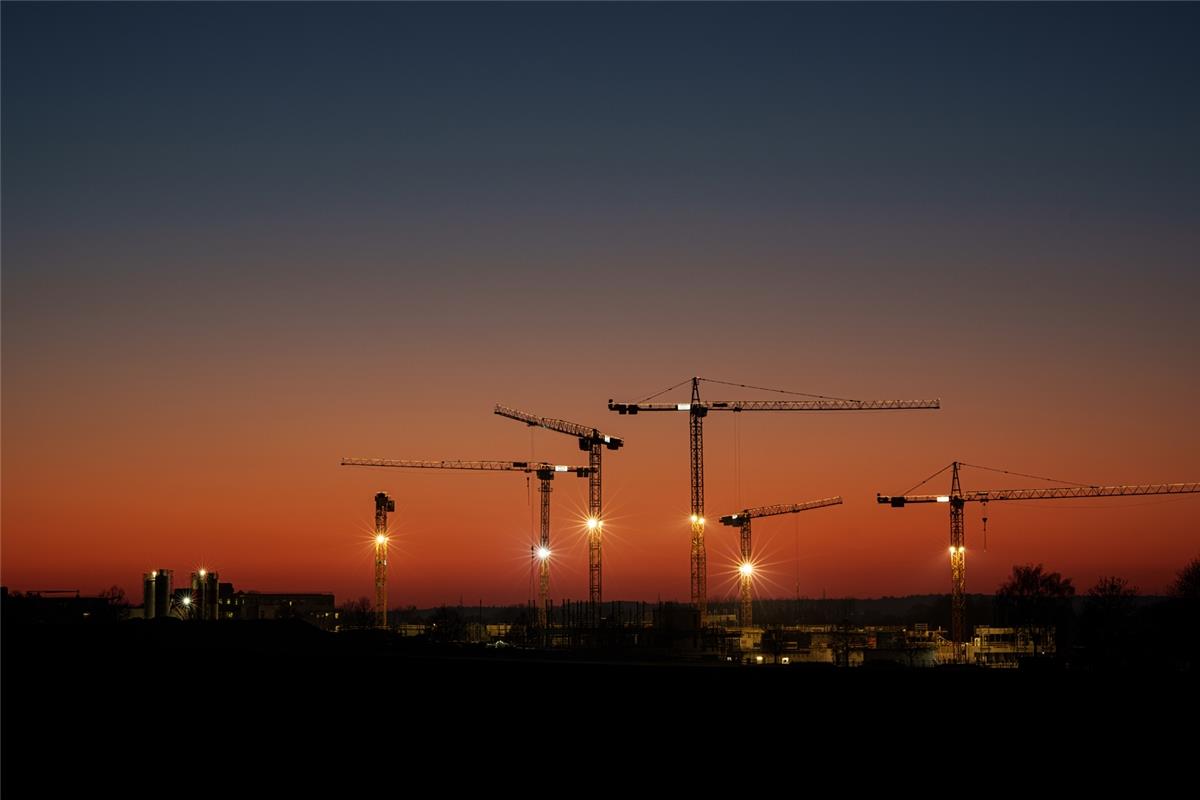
337, 596, 373, 628
1171, 556, 1200, 600
98, 585, 128, 608
996, 564, 1075, 660
1080, 576, 1138, 668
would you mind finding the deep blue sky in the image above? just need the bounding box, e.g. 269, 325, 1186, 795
6, 3, 1197, 271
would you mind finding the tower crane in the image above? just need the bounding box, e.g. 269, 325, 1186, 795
719, 496, 843, 627
610, 376, 939, 626
374, 491, 395, 629
494, 405, 624, 615
878, 461, 1200, 661
341, 458, 593, 628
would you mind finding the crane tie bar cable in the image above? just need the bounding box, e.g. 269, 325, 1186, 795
900, 462, 954, 496
699, 377, 858, 403
959, 461, 1098, 488
636, 377, 694, 403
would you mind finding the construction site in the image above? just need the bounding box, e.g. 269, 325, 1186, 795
6, 2, 1199, 780
332, 376, 1199, 669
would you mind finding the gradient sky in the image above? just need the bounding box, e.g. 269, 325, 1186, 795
3, 3, 1198, 606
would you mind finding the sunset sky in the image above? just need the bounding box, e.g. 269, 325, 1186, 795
3, 3, 1198, 606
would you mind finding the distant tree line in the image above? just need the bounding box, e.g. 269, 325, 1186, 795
978, 558, 1200, 670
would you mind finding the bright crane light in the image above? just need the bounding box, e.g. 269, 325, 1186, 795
739, 562, 754, 577
536, 546, 551, 561
375, 534, 387, 545
180, 595, 192, 607
198, 568, 207, 578
586, 517, 600, 530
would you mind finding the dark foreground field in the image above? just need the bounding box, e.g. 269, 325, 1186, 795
3, 620, 1193, 783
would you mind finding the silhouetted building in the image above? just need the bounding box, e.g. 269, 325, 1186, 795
1, 587, 117, 624
218, 582, 236, 619
226, 592, 338, 630
137, 568, 340, 628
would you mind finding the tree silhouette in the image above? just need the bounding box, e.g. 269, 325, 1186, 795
337, 596, 373, 628
98, 585, 127, 607
427, 605, 466, 642
1086, 575, 1137, 606
1171, 556, 1200, 600
1080, 576, 1138, 669
1168, 556, 1200, 669
394, 604, 421, 624
996, 563, 1075, 660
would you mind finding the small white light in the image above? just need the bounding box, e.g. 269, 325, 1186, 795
181, 596, 192, 606
603, 436, 611, 443
554, 465, 568, 472
690, 514, 699, 524
739, 562, 754, 577
586, 517, 600, 530
536, 546, 551, 560
676, 403, 691, 411
198, 569, 207, 578
375, 534, 387, 545
949, 546, 956, 554
937, 496, 950, 503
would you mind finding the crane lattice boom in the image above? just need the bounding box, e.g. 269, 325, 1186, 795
341, 457, 591, 476
611, 399, 940, 413
879, 482, 1200, 505
494, 405, 624, 448
721, 496, 843, 525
